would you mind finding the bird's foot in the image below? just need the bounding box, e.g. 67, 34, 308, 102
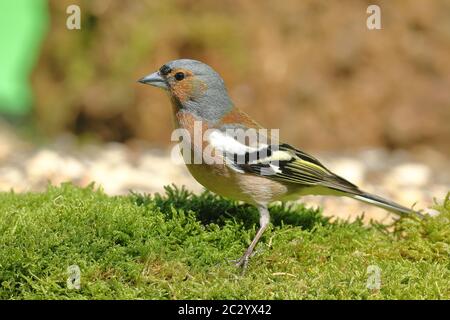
226, 256, 249, 276
229, 250, 259, 272
233, 255, 249, 269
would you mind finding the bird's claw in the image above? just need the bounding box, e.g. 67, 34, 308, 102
234, 255, 249, 269
228, 250, 258, 273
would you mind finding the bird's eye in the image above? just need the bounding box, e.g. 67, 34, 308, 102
175, 72, 185, 81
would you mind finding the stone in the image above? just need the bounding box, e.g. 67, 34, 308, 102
328, 158, 366, 186
26, 149, 65, 181
0, 166, 26, 192
387, 163, 431, 187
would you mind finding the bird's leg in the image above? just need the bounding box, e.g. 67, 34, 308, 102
235, 205, 270, 268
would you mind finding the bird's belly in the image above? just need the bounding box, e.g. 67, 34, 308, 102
185, 163, 289, 205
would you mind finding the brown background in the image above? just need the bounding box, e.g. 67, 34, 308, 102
32, 0, 450, 153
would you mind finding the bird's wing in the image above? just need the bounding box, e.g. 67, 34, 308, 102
242, 143, 361, 194
208, 126, 360, 194
209, 123, 422, 217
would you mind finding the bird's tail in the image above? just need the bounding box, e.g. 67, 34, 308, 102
351, 191, 424, 219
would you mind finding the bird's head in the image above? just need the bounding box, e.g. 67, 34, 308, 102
139, 59, 233, 121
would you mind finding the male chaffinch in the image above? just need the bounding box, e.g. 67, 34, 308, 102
139, 59, 423, 268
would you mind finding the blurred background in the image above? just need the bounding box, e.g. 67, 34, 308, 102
0, 0, 448, 221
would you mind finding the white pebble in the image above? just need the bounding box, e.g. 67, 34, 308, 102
423, 208, 441, 217
328, 158, 366, 185
387, 163, 431, 187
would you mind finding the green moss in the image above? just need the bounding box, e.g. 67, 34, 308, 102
0, 183, 448, 299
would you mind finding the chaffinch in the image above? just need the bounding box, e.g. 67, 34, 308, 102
139, 59, 423, 268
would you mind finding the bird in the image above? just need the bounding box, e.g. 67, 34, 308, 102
138, 59, 423, 268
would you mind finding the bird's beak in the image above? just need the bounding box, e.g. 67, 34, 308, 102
138, 71, 168, 89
